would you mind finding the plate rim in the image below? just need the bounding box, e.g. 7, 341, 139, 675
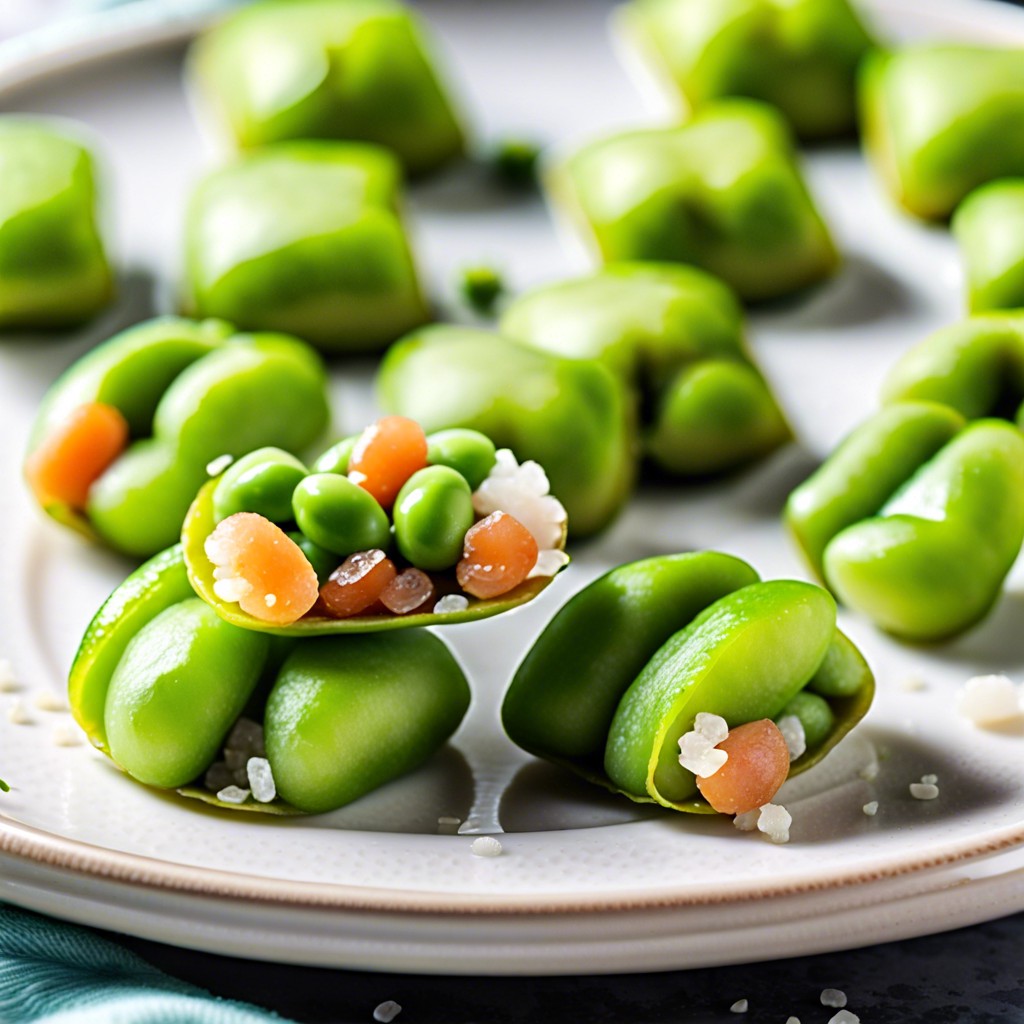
3, 0, 1024, 923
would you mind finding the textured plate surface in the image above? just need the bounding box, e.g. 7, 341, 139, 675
2, 0, 1024, 974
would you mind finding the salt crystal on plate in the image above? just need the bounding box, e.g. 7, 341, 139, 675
7, 701, 31, 725
821, 989, 847, 1008
437, 816, 461, 835
434, 594, 469, 615
862, 801, 879, 817
373, 1001, 402, 1023
729, 999, 748, 1013
52, 724, 81, 747
828, 1011, 860, 1024
920, 773, 938, 785
34, 691, 66, 712
757, 803, 792, 844
910, 782, 939, 800
955, 674, 1022, 725
0, 660, 17, 692
470, 836, 503, 858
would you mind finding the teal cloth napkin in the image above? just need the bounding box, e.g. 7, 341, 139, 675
0, 904, 287, 1024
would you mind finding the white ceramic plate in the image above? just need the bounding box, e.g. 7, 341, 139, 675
2, 0, 1024, 975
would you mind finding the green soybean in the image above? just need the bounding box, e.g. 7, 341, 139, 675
393, 466, 474, 570
212, 447, 307, 523
777, 691, 835, 750
292, 473, 390, 556
287, 531, 339, 585
104, 599, 270, 788
313, 436, 359, 475
426, 429, 497, 490
265, 631, 471, 814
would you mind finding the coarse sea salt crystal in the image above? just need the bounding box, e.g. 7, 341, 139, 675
472, 448, 567, 556
0, 660, 17, 692
733, 810, 759, 832
776, 715, 806, 761
246, 757, 276, 803
678, 713, 729, 778
828, 1012, 860, 1024
910, 782, 939, 800
437, 816, 461, 835
730, 999, 748, 1013
470, 836, 503, 858
373, 1001, 402, 1023
34, 691, 66, 712
786, 1017, 801, 1024
52, 724, 81, 747
434, 594, 469, 615
955, 674, 1023, 725
821, 989, 847, 1008
7, 701, 31, 725
757, 803, 791, 844
206, 454, 233, 476
217, 785, 250, 804
921, 773, 938, 785
862, 801, 879, 817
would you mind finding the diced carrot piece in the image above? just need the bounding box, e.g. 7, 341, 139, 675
456, 511, 538, 599
25, 402, 129, 510
204, 512, 319, 625
347, 416, 428, 508
696, 719, 791, 816
380, 568, 435, 615
320, 549, 397, 618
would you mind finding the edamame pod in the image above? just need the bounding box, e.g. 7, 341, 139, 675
953, 182, 1024, 312
788, 407, 1024, 640
104, 598, 270, 788
503, 554, 873, 813
265, 631, 471, 814
25, 317, 330, 557
500, 264, 790, 476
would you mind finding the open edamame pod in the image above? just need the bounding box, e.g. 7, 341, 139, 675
500, 263, 790, 475
787, 403, 1024, 641
861, 44, 1024, 220
182, 417, 569, 634
70, 545, 470, 814
188, 0, 465, 176
503, 553, 873, 814
622, 0, 875, 142
547, 100, 837, 302
377, 325, 637, 537
882, 313, 1024, 427
24, 316, 331, 558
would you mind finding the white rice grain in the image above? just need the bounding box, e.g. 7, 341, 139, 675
910, 782, 939, 800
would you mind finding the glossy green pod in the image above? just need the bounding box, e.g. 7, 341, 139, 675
188, 0, 465, 175
500, 263, 790, 475
882, 314, 1024, 426
623, 0, 874, 142
824, 420, 1024, 641
264, 631, 470, 814
549, 100, 838, 302
606, 581, 837, 807
503, 552, 760, 763
861, 45, 1024, 220
377, 325, 636, 537
393, 465, 474, 570
69, 545, 195, 752
25, 317, 330, 557
953, 181, 1024, 312
212, 448, 308, 523
104, 598, 270, 789
786, 401, 965, 577
0, 117, 113, 328
184, 141, 430, 354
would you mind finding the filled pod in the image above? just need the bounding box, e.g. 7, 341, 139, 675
183, 416, 570, 634
502, 552, 873, 815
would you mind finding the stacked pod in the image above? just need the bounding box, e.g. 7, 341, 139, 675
503, 552, 873, 815
70, 415, 571, 814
